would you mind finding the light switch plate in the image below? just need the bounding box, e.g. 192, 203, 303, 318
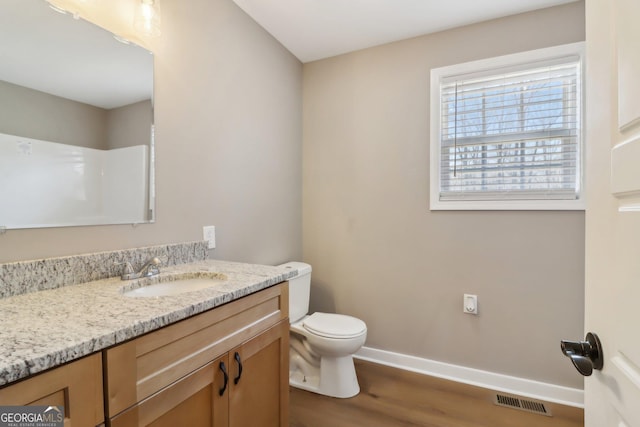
203, 226, 216, 249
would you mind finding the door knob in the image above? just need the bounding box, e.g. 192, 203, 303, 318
560, 332, 603, 376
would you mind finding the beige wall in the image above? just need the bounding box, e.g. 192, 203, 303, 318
303, 2, 585, 389
0, 0, 303, 265
0, 80, 108, 149
0, 81, 152, 150
106, 100, 153, 149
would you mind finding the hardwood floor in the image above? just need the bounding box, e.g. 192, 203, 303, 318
290, 360, 583, 427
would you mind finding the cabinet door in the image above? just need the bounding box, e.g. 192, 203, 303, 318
111, 355, 229, 427
229, 320, 289, 427
0, 353, 103, 427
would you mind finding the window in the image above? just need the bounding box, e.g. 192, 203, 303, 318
430, 43, 585, 210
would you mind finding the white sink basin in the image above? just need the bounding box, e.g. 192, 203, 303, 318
122, 273, 227, 298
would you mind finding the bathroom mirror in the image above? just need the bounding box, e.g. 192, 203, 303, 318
0, 0, 154, 229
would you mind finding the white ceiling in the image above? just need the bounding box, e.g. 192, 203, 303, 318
0, 0, 152, 109
232, 0, 579, 63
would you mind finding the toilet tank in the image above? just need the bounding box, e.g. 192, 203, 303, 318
278, 262, 312, 323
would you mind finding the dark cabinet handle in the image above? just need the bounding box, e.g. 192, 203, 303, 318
219, 361, 228, 396
560, 332, 603, 376
234, 352, 243, 385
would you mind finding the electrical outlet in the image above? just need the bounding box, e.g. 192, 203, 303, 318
203, 226, 216, 249
463, 294, 478, 315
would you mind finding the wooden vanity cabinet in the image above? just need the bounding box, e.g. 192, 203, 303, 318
0, 353, 104, 427
105, 282, 289, 427
226, 320, 289, 427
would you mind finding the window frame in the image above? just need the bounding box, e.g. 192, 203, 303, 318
429, 42, 586, 211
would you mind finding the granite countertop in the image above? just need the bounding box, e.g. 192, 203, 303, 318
0, 259, 297, 386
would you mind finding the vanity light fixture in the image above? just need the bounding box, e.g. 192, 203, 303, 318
134, 0, 161, 37
113, 35, 132, 45
45, 1, 80, 19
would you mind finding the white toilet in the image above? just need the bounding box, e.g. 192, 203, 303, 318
279, 262, 367, 398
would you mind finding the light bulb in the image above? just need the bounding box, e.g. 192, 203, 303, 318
134, 0, 161, 37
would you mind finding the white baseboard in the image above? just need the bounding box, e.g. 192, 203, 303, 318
354, 346, 584, 408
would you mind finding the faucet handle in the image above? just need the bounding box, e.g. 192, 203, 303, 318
147, 257, 161, 275
115, 261, 136, 280
137, 256, 162, 278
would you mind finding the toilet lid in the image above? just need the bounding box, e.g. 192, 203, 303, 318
302, 312, 367, 339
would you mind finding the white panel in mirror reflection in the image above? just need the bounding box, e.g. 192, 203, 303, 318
103, 145, 149, 223
0, 133, 149, 228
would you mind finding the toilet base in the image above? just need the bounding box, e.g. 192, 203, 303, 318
289, 354, 360, 398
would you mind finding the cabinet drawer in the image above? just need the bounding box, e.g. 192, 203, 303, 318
105, 282, 288, 418
110, 356, 228, 427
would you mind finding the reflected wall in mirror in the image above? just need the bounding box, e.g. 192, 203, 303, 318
0, 0, 154, 229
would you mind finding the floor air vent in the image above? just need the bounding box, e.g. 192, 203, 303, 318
493, 393, 552, 417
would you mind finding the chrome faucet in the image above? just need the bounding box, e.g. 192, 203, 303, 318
118, 257, 162, 280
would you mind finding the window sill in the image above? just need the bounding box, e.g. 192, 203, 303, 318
429, 198, 586, 211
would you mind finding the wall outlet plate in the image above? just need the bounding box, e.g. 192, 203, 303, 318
203, 226, 216, 249
463, 294, 478, 315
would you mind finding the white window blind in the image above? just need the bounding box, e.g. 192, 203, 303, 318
437, 55, 582, 204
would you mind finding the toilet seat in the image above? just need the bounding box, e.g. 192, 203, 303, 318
302, 312, 366, 339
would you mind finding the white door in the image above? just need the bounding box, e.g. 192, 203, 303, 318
584, 0, 640, 426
